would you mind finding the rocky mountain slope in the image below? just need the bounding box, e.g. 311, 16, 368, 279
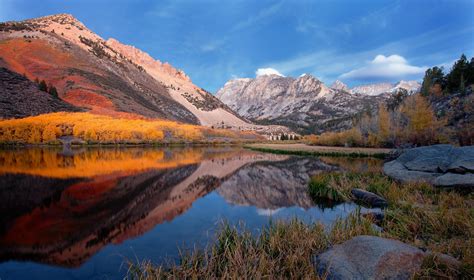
216, 74, 388, 134
347, 80, 421, 96
0, 67, 81, 118
0, 14, 272, 130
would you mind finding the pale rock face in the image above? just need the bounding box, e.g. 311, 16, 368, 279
394, 80, 421, 94
350, 81, 421, 96
330, 80, 350, 92
216, 74, 386, 134
25, 14, 103, 48
105, 38, 191, 83
217, 74, 333, 120
350, 83, 394, 96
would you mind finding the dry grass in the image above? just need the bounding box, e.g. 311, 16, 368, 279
246, 143, 391, 158
126, 211, 379, 280
308, 171, 474, 278
127, 172, 473, 279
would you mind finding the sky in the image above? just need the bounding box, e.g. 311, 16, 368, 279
1, 0, 473, 92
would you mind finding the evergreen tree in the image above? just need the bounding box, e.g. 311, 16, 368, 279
467, 57, 474, 86
446, 54, 469, 92
421, 66, 444, 96
48, 86, 58, 98
38, 80, 48, 92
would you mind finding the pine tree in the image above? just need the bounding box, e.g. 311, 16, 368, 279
48, 86, 58, 98
447, 54, 469, 92
460, 73, 466, 93
421, 66, 444, 96
38, 80, 48, 92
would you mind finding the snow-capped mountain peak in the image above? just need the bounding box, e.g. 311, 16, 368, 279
330, 80, 349, 92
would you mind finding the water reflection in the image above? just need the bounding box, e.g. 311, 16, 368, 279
0, 147, 383, 279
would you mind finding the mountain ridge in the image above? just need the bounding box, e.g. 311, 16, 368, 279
0, 13, 293, 134
216, 73, 392, 134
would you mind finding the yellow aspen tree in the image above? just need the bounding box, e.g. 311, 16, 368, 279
378, 104, 391, 144
401, 95, 441, 144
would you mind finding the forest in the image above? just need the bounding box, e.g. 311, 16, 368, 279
308, 54, 474, 148
0, 112, 260, 144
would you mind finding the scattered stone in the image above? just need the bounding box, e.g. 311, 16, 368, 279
314, 235, 459, 280
383, 145, 474, 189
351, 188, 388, 208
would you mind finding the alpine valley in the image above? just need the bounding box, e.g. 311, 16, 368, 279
0, 14, 288, 139
0, 14, 424, 138
216, 74, 421, 134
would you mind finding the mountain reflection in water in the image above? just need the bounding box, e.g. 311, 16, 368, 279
0, 147, 382, 279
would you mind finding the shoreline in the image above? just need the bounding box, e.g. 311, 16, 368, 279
245, 143, 393, 158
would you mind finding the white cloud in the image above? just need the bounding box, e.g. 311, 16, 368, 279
256, 67, 284, 77
339, 54, 426, 80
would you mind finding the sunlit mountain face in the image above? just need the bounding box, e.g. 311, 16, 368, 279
0, 147, 382, 278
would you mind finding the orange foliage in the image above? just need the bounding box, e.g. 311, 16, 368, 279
0, 112, 261, 144
63, 89, 115, 110
399, 95, 445, 145
310, 95, 448, 148
311, 128, 364, 147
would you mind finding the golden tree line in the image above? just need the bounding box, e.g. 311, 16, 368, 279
0, 112, 261, 144
307, 94, 447, 148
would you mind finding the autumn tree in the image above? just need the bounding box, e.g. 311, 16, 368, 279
400, 95, 443, 145
377, 104, 391, 145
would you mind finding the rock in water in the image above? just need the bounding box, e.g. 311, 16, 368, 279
383, 145, 474, 189
315, 236, 426, 279
351, 188, 388, 208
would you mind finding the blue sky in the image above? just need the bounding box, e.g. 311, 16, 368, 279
1, 0, 473, 92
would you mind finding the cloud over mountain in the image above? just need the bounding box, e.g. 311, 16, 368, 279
256, 68, 284, 77
340, 54, 426, 80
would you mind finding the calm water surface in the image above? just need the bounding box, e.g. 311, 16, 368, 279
0, 147, 382, 279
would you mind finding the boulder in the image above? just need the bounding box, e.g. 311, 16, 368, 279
314, 235, 459, 280
351, 188, 388, 208
383, 145, 474, 189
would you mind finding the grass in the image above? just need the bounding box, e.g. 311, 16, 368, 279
307, 171, 473, 278
126, 211, 379, 279
127, 171, 473, 279
245, 145, 389, 159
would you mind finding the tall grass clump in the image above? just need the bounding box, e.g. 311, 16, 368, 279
126, 212, 379, 280
127, 171, 473, 279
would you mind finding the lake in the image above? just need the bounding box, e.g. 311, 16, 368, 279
0, 146, 382, 279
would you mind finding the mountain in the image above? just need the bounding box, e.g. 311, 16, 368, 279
347, 80, 421, 96
0, 67, 81, 119
216, 74, 386, 134
349, 82, 394, 96
330, 80, 349, 91
0, 14, 259, 129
